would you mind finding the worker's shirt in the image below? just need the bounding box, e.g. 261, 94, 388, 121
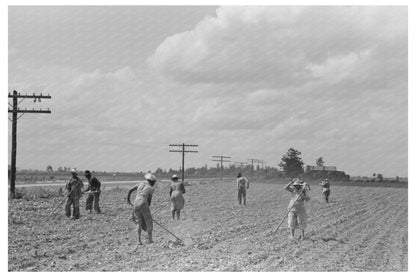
66, 177, 84, 198
237, 177, 249, 190
85, 176, 101, 192
321, 181, 330, 192
135, 182, 155, 204
286, 187, 309, 211
170, 181, 185, 197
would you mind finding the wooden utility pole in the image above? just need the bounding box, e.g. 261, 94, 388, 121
212, 155, 231, 180
247, 158, 262, 180
234, 161, 248, 169
8, 90, 51, 199
169, 143, 198, 182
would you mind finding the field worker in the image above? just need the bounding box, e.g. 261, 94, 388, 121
320, 178, 331, 203
284, 178, 310, 240
65, 169, 84, 220
127, 173, 156, 246
84, 170, 102, 214
237, 173, 249, 206
169, 174, 186, 220
299, 178, 311, 191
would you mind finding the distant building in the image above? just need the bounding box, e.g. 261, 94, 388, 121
304, 165, 349, 180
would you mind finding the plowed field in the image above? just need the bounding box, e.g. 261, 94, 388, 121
8, 180, 408, 271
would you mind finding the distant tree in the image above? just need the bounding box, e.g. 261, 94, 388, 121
279, 148, 304, 178
376, 173, 383, 182
46, 165, 53, 172
57, 166, 63, 172
316, 157, 324, 167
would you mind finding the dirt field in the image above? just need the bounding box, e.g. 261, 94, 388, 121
8, 180, 408, 271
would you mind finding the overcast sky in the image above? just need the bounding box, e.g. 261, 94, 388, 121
8, 6, 408, 177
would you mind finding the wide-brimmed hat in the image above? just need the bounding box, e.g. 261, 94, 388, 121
171, 174, 179, 180
293, 179, 303, 187
84, 170, 91, 175
70, 169, 78, 175
144, 173, 157, 181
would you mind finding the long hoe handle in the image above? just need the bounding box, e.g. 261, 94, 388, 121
152, 218, 184, 244
272, 187, 306, 234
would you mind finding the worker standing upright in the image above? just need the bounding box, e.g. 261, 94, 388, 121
65, 169, 84, 220
169, 174, 186, 220
320, 178, 331, 203
284, 178, 310, 240
237, 173, 249, 206
84, 170, 102, 214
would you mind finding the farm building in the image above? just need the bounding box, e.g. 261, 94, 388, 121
304, 165, 350, 180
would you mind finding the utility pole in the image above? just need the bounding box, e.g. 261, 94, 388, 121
234, 161, 249, 169
247, 158, 262, 180
212, 155, 231, 180
8, 90, 51, 199
169, 143, 198, 182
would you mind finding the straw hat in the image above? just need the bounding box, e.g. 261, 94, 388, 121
171, 174, 179, 180
144, 173, 157, 181
70, 169, 78, 175
292, 179, 303, 187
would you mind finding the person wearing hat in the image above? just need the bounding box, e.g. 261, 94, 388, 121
84, 170, 102, 214
169, 174, 186, 220
237, 173, 249, 206
127, 173, 157, 246
65, 169, 84, 219
319, 178, 331, 203
284, 178, 310, 240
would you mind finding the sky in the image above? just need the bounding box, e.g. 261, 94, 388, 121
8, 5, 408, 177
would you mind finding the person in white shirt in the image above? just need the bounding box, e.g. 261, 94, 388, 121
237, 173, 249, 206
320, 178, 331, 203
284, 178, 310, 240
127, 173, 156, 247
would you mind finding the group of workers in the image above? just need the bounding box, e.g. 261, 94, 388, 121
64, 169, 102, 220
63, 169, 331, 246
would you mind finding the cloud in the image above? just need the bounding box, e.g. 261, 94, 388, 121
8, 6, 408, 177
148, 6, 407, 88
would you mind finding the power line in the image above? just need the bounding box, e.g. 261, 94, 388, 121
169, 143, 198, 182
8, 90, 52, 199
234, 161, 249, 169
212, 155, 231, 180
247, 158, 263, 179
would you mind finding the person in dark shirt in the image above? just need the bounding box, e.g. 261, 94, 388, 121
84, 170, 102, 214
65, 169, 84, 219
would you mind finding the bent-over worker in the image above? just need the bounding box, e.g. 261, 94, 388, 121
127, 173, 156, 246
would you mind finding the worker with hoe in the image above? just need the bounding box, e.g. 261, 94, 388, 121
84, 170, 102, 214
65, 169, 84, 220
169, 174, 186, 220
237, 173, 249, 206
127, 172, 157, 247
284, 178, 310, 240
320, 178, 331, 203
